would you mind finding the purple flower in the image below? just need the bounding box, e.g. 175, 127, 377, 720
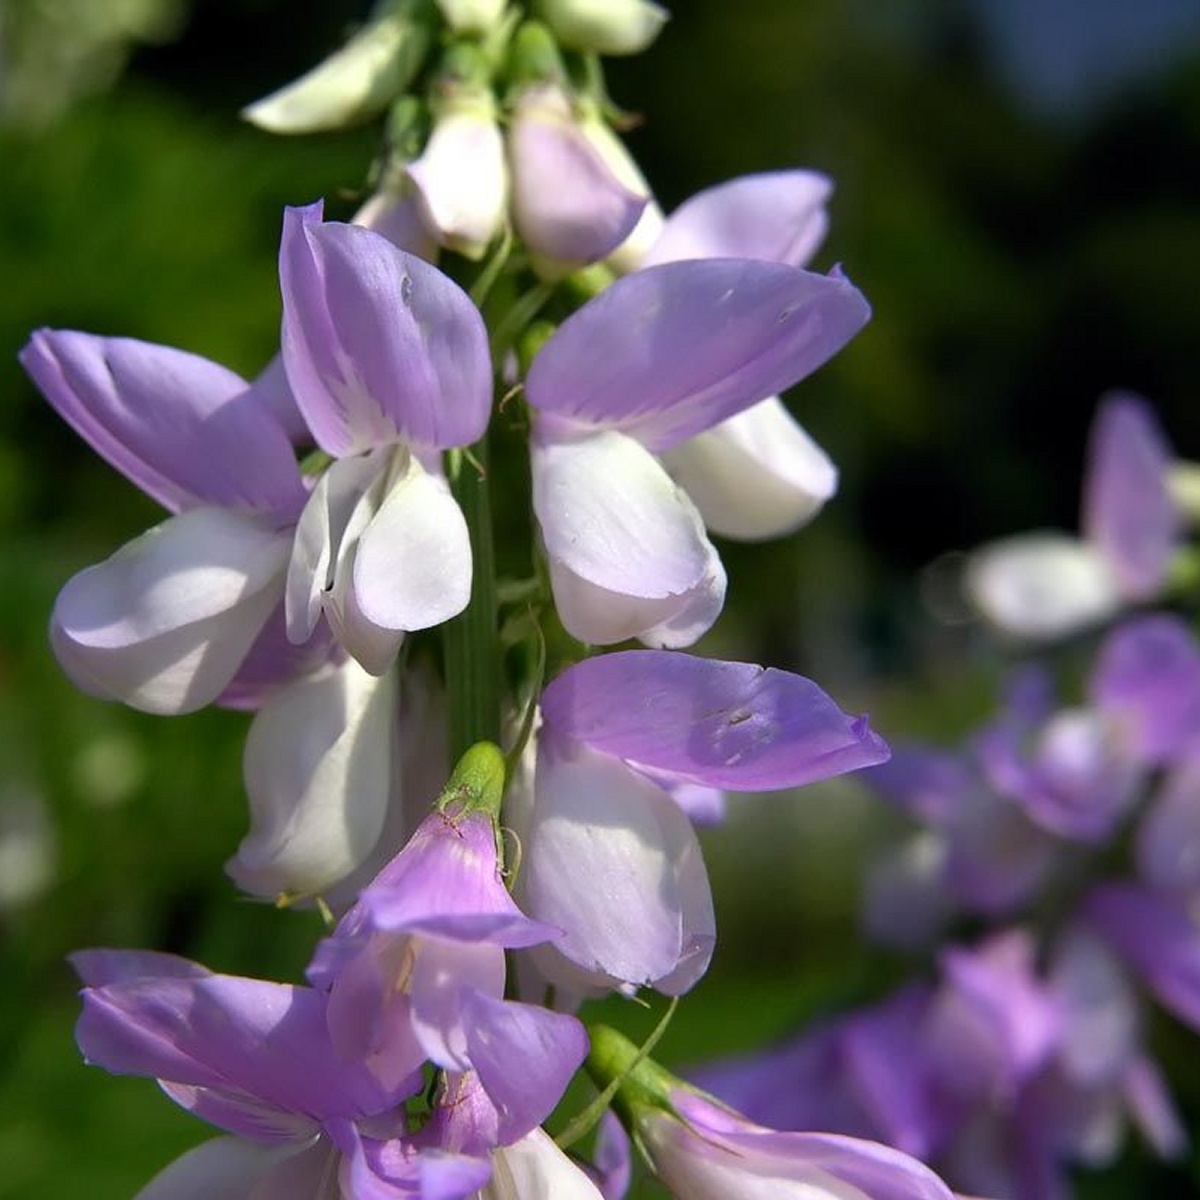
525, 259, 869, 645
306, 801, 587, 1137
512, 651, 888, 995
967, 393, 1178, 640
21, 330, 327, 716
280, 202, 491, 674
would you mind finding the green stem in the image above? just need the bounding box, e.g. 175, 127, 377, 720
444, 435, 501, 760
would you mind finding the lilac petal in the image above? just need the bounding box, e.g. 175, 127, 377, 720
158, 1081, 318, 1145
509, 84, 648, 266
653, 1093, 955, 1200
593, 1110, 633, 1200
352, 460, 472, 634
643, 170, 832, 268
1047, 929, 1138, 1087
489, 1129, 608, 1200
52, 508, 290, 715
658, 398, 837, 540
354, 188, 441, 261
351, 810, 559, 947
519, 734, 714, 992
20, 331, 306, 518
926, 932, 1061, 1100
965, 533, 1122, 640
131, 1137, 328, 1200
1083, 392, 1178, 599
525, 259, 869, 452
250, 353, 312, 447
279, 204, 491, 454
540, 650, 889, 791
70, 949, 212, 988
1136, 758, 1200, 893
532, 427, 726, 647
1086, 883, 1200, 1032
462, 991, 589, 1142
1123, 1054, 1187, 1160
228, 660, 398, 898
77, 972, 402, 1124
1089, 614, 1200, 765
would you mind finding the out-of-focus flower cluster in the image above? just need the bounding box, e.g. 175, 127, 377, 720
696, 396, 1200, 1199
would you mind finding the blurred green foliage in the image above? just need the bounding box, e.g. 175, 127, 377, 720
1, 1, 1199, 1196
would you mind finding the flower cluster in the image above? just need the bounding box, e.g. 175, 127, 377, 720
693, 396, 1200, 1198
26, 3, 967, 1198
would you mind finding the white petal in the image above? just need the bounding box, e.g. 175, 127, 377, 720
53, 508, 290, 714
286, 453, 387, 645
965, 533, 1123, 640
352, 458, 473, 634
134, 1137, 327, 1200
407, 102, 508, 259
659, 397, 837, 540
520, 735, 714, 992
484, 1128, 605, 1200
229, 659, 398, 898
533, 428, 723, 646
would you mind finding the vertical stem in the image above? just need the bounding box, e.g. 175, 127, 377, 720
444, 434, 501, 761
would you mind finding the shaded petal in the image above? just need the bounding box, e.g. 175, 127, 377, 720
52, 508, 290, 715
1136, 758, 1200, 893
132, 1137, 330, 1200
21, 331, 306, 517
352, 459, 473, 634
410, 941, 506, 1071
1088, 614, 1200, 765
965, 532, 1121, 640
509, 84, 648, 267
229, 660, 399, 898
280, 205, 490, 454
71, 949, 213, 987
643, 170, 832, 268
217, 605, 342, 711
486, 1129, 606, 1200
650, 1093, 954, 1200
540, 649, 889, 790
519, 734, 714, 992
526, 260, 868, 452
1083, 392, 1178, 599
532, 427, 724, 646
77, 972, 403, 1123
354, 188, 441, 261
659, 398, 837, 540
356, 810, 557, 947
462, 992, 589, 1143
1123, 1054, 1187, 1160
1086, 883, 1200, 1032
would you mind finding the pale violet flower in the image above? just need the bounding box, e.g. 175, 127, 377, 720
280, 202, 491, 674
525, 254, 868, 645
22, 331, 312, 715
967, 393, 1180, 640
620, 170, 843, 542
512, 651, 889, 996
406, 79, 508, 260
508, 81, 649, 270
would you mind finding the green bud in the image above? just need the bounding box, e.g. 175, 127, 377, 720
1169, 461, 1200, 525
436, 740, 506, 821
433, 39, 494, 97
506, 21, 568, 90
242, 0, 438, 135
585, 1024, 685, 1127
